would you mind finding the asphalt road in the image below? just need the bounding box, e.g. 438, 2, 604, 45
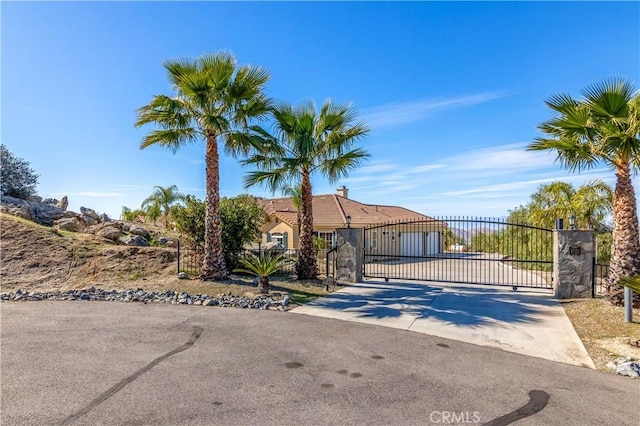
1, 302, 638, 426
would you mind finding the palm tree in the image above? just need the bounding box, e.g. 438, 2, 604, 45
233, 252, 290, 294
528, 78, 640, 299
135, 52, 271, 280
141, 185, 185, 227
281, 183, 303, 233
241, 100, 369, 279
571, 180, 613, 230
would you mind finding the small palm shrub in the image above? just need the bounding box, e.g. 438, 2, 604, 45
233, 253, 290, 294
619, 276, 640, 293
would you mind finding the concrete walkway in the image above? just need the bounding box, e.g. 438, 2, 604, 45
292, 279, 595, 368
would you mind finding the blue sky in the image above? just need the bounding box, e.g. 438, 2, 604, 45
3, 1, 639, 220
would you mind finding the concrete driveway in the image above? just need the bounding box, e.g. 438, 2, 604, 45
1, 302, 638, 426
293, 279, 594, 368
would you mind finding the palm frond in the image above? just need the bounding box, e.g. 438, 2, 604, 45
139, 128, 199, 152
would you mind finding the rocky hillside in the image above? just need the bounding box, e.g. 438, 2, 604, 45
0, 213, 182, 291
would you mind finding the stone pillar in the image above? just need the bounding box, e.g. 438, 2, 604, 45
553, 230, 594, 299
335, 228, 363, 283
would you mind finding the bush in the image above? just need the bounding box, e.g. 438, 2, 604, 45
171, 194, 267, 270
0, 144, 39, 199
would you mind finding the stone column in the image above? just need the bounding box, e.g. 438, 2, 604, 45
553, 230, 594, 299
335, 228, 363, 283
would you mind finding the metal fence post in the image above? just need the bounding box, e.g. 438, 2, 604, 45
177, 240, 181, 274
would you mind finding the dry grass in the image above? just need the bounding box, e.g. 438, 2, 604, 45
562, 297, 640, 371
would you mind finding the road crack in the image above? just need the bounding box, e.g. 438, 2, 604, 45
59, 326, 203, 425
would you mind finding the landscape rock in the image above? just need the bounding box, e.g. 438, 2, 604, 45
0, 288, 292, 310
128, 224, 150, 240
177, 272, 189, 279
97, 226, 123, 241
119, 234, 150, 247
80, 214, 97, 226
53, 217, 86, 232
42, 198, 59, 206
156, 236, 177, 247
8, 206, 32, 221
27, 195, 43, 203
99, 213, 111, 222
34, 203, 64, 226
63, 211, 78, 218
58, 196, 68, 211
80, 207, 99, 220
608, 356, 640, 378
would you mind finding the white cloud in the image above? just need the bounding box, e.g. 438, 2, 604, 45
361, 92, 509, 129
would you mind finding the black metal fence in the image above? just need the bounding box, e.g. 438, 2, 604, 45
363, 217, 553, 288
593, 262, 609, 296
177, 242, 334, 278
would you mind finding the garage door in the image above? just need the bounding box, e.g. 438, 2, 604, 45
426, 232, 440, 255
401, 232, 424, 256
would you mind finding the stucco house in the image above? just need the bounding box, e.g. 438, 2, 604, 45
257, 186, 445, 257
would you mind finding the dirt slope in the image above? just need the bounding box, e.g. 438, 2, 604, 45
0, 213, 181, 291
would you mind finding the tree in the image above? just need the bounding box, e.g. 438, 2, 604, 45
171, 195, 206, 250
281, 183, 303, 232
528, 78, 640, 299
241, 100, 369, 279
0, 144, 39, 199
121, 206, 145, 222
571, 180, 613, 231
136, 52, 271, 280
528, 181, 575, 229
233, 252, 290, 294
171, 194, 267, 270
141, 185, 185, 227
219, 194, 267, 270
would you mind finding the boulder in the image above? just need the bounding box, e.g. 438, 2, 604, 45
58, 196, 68, 211
53, 217, 85, 232
128, 224, 150, 240
7, 205, 32, 221
27, 195, 43, 203
96, 226, 123, 241
79, 214, 97, 226
99, 213, 111, 223
118, 234, 150, 247
1, 194, 30, 209
156, 236, 177, 247
42, 198, 59, 205
63, 211, 77, 218
80, 207, 99, 220
33, 203, 64, 226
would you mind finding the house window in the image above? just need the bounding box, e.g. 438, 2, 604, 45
270, 232, 283, 245
371, 231, 378, 250
317, 231, 335, 248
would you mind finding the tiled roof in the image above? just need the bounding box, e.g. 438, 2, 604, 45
258, 194, 433, 228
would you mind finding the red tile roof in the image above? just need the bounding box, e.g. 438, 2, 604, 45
258, 194, 434, 228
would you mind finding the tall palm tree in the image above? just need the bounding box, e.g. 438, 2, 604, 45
135, 52, 270, 280
141, 185, 185, 227
528, 78, 640, 298
241, 100, 369, 279
571, 180, 613, 230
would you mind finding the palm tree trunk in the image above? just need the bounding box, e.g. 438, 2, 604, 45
296, 168, 318, 280
606, 162, 640, 303
200, 134, 228, 280
258, 276, 269, 294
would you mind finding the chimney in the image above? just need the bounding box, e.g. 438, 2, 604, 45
337, 186, 349, 199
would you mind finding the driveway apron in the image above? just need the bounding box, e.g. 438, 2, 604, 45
292, 279, 595, 368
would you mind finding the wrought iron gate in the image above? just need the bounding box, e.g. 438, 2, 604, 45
363, 217, 553, 288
